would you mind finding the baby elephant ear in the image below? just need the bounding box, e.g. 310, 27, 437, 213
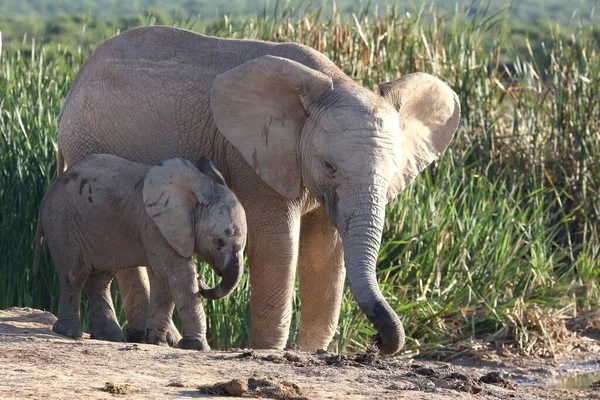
195, 157, 227, 186
379, 72, 461, 201
143, 158, 212, 258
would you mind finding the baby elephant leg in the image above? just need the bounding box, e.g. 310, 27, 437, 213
163, 260, 210, 351
145, 269, 177, 346
84, 270, 126, 342
53, 271, 88, 339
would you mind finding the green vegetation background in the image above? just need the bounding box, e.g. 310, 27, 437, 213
0, 0, 599, 354
1, 0, 599, 54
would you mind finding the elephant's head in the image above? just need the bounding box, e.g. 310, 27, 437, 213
143, 157, 247, 300
210, 56, 460, 354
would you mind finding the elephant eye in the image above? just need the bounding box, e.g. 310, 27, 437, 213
323, 159, 337, 175
213, 238, 225, 249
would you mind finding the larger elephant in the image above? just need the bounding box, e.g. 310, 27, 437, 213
57, 26, 460, 354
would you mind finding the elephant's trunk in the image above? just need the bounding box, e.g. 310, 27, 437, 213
337, 193, 405, 355
199, 253, 243, 300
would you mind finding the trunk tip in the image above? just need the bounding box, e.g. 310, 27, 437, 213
374, 330, 405, 355
368, 300, 405, 355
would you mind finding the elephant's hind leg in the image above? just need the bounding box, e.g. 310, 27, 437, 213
53, 262, 89, 339
84, 270, 126, 342
116, 267, 182, 346
145, 268, 177, 347
116, 267, 151, 343
295, 208, 345, 352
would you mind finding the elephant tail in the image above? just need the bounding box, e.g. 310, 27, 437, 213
57, 145, 66, 176
32, 217, 44, 276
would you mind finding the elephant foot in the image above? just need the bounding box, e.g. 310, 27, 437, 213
166, 330, 180, 348
166, 321, 182, 348
125, 327, 146, 343
178, 338, 210, 351
53, 319, 83, 339
144, 329, 170, 347
90, 320, 126, 342
140, 322, 181, 348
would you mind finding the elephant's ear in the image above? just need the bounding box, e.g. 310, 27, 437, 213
143, 158, 214, 258
195, 157, 227, 186
210, 55, 333, 198
379, 72, 460, 200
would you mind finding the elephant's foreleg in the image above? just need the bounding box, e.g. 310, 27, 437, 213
159, 259, 210, 351
145, 268, 177, 347
247, 206, 301, 350
83, 270, 126, 342
295, 208, 345, 352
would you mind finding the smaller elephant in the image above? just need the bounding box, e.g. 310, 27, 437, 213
33, 154, 247, 350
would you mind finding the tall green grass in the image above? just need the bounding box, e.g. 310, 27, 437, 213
1, 1, 598, 354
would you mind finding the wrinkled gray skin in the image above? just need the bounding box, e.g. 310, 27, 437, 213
33, 154, 247, 350
57, 26, 460, 354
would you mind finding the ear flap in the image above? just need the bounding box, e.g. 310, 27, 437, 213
143, 158, 214, 258
379, 72, 461, 200
195, 157, 227, 186
210, 55, 333, 198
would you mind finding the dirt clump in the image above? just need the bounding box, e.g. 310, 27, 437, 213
198, 378, 248, 396
120, 343, 143, 351
199, 376, 309, 399
283, 351, 301, 362
479, 371, 516, 389
316, 346, 390, 369
238, 350, 256, 358
410, 364, 436, 377
254, 381, 308, 399
353, 346, 380, 364
235, 349, 312, 367
102, 382, 134, 395
249, 376, 308, 399
443, 372, 483, 394
166, 380, 187, 388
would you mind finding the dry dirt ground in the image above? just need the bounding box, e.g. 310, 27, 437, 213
1, 307, 599, 399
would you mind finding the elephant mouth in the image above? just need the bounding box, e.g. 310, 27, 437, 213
199, 253, 222, 277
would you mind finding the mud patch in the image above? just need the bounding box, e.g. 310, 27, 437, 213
319, 346, 390, 369
198, 377, 309, 399
240, 348, 514, 395
243, 346, 389, 369
443, 372, 483, 394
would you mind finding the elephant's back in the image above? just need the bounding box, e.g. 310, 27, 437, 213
41, 155, 150, 269
50, 154, 149, 210
45, 154, 148, 232
73, 25, 346, 88
65, 154, 150, 196
85, 26, 276, 76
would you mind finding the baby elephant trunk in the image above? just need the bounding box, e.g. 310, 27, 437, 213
198, 253, 243, 300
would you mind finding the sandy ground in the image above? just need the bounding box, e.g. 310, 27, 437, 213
1, 307, 599, 399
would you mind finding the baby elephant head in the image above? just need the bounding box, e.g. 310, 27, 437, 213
143, 157, 247, 300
